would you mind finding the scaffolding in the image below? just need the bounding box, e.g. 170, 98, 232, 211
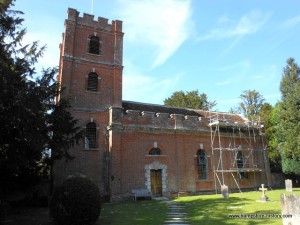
209, 111, 270, 194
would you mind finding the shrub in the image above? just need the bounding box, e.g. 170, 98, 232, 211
0, 200, 9, 221
49, 177, 101, 225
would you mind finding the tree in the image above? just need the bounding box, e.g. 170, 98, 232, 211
229, 107, 241, 114
276, 58, 300, 175
163, 89, 216, 110
0, 0, 82, 200
238, 89, 265, 121
235, 90, 277, 170
265, 103, 281, 172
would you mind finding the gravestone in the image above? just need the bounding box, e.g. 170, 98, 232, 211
285, 179, 293, 192
258, 184, 269, 202
221, 185, 229, 199
280, 193, 300, 225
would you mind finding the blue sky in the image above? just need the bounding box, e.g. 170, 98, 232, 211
13, 0, 300, 112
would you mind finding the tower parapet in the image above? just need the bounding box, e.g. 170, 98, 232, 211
67, 8, 123, 33
58, 8, 123, 109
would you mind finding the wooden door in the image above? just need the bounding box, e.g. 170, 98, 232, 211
151, 169, 162, 197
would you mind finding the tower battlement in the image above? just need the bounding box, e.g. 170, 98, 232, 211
67, 8, 122, 33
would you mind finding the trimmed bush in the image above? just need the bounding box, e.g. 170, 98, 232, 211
49, 177, 101, 225
0, 200, 9, 221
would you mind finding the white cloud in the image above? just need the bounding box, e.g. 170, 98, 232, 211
116, 0, 193, 68
214, 60, 251, 86
251, 64, 278, 82
216, 80, 233, 86
198, 10, 270, 41
215, 60, 251, 71
22, 32, 61, 73
281, 15, 300, 28
122, 60, 182, 103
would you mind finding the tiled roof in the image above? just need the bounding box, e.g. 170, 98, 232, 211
122, 101, 202, 117
122, 100, 249, 127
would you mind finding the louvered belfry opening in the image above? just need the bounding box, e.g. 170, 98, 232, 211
87, 72, 98, 92
89, 36, 100, 55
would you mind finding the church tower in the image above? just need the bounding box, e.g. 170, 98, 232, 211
54, 8, 123, 197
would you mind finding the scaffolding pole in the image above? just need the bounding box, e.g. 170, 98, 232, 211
209, 111, 266, 194
231, 172, 242, 193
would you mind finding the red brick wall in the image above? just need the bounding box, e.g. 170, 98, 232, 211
109, 108, 266, 198
110, 128, 264, 196
53, 110, 111, 195
54, 8, 123, 197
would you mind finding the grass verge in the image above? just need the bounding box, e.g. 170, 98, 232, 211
175, 188, 300, 225
4, 189, 299, 225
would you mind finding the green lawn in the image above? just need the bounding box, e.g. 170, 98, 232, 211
98, 189, 299, 225
98, 199, 168, 225
175, 188, 300, 225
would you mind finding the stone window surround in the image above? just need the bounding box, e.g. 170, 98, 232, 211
145, 161, 167, 194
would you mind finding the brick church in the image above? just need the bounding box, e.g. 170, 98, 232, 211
54, 8, 272, 200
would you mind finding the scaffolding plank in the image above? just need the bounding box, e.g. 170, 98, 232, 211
209, 121, 219, 126
216, 168, 263, 172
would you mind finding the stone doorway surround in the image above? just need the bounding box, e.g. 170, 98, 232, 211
145, 161, 167, 195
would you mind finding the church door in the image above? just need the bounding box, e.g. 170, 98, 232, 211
151, 169, 162, 197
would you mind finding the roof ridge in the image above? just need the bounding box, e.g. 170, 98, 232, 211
122, 100, 199, 111
122, 100, 241, 116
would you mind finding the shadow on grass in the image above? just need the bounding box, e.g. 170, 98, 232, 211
176, 194, 283, 225
3, 199, 168, 225
98, 199, 168, 225
2, 207, 50, 225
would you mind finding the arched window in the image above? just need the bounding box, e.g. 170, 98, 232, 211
85, 122, 96, 149
89, 36, 100, 55
197, 150, 208, 180
87, 72, 98, 92
149, 148, 161, 155
236, 151, 247, 179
